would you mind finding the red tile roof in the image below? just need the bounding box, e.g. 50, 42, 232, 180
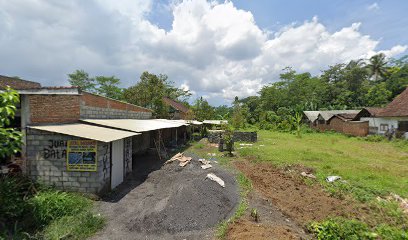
162, 97, 189, 113
377, 87, 408, 117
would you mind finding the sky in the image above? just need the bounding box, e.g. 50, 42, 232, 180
0, 0, 407, 106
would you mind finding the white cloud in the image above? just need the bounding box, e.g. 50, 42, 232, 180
0, 0, 405, 105
368, 2, 380, 11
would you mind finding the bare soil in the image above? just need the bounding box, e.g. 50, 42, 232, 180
226, 160, 371, 240
228, 191, 311, 240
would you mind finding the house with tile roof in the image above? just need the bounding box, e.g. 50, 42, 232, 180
162, 96, 190, 120
354, 87, 408, 137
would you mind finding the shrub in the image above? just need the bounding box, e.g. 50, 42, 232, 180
0, 175, 37, 232
364, 135, 385, 142
308, 218, 375, 240
309, 218, 408, 240
29, 191, 91, 226
42, 211, 105, 240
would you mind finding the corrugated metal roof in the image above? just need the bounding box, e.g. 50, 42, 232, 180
318, 110, 361, 121
28, 123, 139, 142
203, 120, 228, 125
80, 119, 186, 133
154, 119, 189, 126
166, 119, 203, 125
303, 111, 320, 122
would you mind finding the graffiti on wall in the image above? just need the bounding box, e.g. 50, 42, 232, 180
101, 144, 109, 182
44, 140, 67, 159
124, 138, 132, 173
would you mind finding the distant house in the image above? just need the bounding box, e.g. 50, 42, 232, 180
304, 110, 368, 137
354, 87, 408, 137
162, 97, 190, 120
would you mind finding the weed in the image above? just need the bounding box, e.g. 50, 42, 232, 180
29, 191, 92, 226
309, 218, 408, 240
42, 211, 105, 240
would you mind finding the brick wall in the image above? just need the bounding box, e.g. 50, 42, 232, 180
314, 117, 369, 137
80, 92, 152, 119
0, 75, 41, 89
26, 128, 111, 194
29, 95, 80, 123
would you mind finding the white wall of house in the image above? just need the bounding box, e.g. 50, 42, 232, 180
361, 117, 398, 135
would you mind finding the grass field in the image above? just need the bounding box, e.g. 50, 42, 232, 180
237, 130, 408, 199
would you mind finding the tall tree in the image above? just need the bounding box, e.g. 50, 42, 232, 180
94, 76, 123, 100
123, 71, 190, 117
367, 53, 388, 81
192, 97, 214, 121
67, 70, 96, 92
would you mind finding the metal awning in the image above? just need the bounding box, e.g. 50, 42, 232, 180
80, 119, 186, 133
28, 123, 139, 142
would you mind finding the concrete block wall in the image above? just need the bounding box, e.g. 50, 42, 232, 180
208, 130, 258, 143
26, 128, 111, 194
80, 105, 151, 119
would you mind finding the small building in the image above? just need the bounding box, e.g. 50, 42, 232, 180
1, 76, 191, 195
305, 110, 368, 137
354, 87, 408, 138
162, 96, 190, 120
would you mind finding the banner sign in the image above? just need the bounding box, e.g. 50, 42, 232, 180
67, 140, 97, 172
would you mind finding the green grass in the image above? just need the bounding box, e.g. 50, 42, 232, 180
238, 130, 408, 199
42, 211, 105, 240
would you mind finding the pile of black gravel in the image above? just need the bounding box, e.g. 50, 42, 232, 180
125, 153, 239, 234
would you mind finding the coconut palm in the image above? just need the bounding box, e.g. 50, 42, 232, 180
366, 53, 388, 81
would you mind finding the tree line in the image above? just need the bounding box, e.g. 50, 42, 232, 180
68, 53, 408, 129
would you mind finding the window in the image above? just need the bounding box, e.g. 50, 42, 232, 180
380, 124, 389, 131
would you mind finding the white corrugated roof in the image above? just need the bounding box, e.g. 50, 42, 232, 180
318, 110, 361, 121
303, 111, 320, 122
28, 123, 139, 142
203, 120, 228, 125
80, 119, 186, 133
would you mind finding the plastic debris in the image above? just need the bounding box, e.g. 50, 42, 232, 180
206, 173, 225, 187
239, 143, 253, 146
326, 176, 341, 182
166, 152, 192, 167
198, 159, 211, 165
301, 172, 316, 179
201, 164, 212, 170
207, 153, 216, 157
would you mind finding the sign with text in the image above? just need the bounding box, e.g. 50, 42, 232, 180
67, 140, 97, 172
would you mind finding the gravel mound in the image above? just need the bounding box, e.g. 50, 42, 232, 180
125, 153, 239, 234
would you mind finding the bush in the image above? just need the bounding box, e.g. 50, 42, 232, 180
364, 135, 385, 142
29, 191, 92, 226
0, 175, 37, 233
42, 211, 105, 240
309, 218, 408, 240
308, 218, 375, 240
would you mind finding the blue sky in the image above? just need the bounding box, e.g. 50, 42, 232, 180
0, 0, 407, 105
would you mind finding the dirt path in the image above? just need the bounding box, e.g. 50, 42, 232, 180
91, 152, 239, 240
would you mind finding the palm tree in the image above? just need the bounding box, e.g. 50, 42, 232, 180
366, 53, 388, 81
